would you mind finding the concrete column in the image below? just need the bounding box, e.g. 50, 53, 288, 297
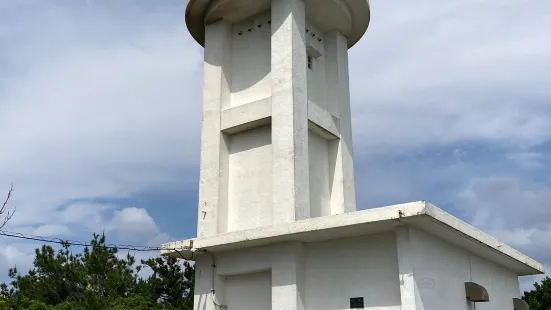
193, 254, 226, 310
396, 226, 423, 310
271, 0, 310, 223
271, 242, 305, 310
197, 20, 232, 238
325, 31, 356, 215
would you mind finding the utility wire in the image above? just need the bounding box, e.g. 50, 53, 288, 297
0, 229, 181, 252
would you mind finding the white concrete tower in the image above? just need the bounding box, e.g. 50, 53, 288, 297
187, 0, 370, 238
164, 3, 545, 306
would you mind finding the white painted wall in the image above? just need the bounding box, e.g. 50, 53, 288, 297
306, 22, 328, 110
308, 130, 331, 218
225, 271, 272, 310
307, 54, 326, 109
197, 8, 358, 236
306, 21, 327, 110
408, 228, 521, 310
231, 12, 272, 107
271, 0, 311, 224
197, 20, 233, 238
324, 31, 356, 214
197, 2, 358, 237
195, 230, 524, 310
305, 233, 402, 310
470, 254, 521, 310
227, 125, 272, 232
203, 234, 401, 310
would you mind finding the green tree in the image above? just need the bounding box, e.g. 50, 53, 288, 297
77, 234, 138, 309
8, 242, 86, 306
2, 233, 194, 310
0, 297, 10, 310
24, 301, 52, 310
107, 294, 164, 310
139, 257, 194, 309
523, 276, 551, 310
53, 301, 85, 310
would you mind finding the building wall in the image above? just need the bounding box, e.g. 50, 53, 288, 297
195, 229, 524, 310
308, 129, 331, 218
230, 12, 272, 107
225, 271, 272, 310
227, 125, 272, 232
198, 3, 356, 235
304, 233, 402, 310
470, 252, 521, 310
227, 13, 335, 112
409, 228, 521, 310
306, 21, 327, 111
196, 233, 402, 310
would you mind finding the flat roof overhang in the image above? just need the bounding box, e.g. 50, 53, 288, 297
161, 201, 544, 276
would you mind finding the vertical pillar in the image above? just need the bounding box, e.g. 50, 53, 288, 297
194, 255, 226, 310
325, 31, 356, 214
197, 20, 232, 238
271, 0, 310, 223
272, 242, 305, 310
396, 226, 423, 310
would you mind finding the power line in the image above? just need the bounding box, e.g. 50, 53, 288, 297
0, 230, 166, 252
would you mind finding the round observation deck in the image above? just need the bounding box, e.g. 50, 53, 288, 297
185, 0, 370, 48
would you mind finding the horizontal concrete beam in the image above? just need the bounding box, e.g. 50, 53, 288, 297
307, 101, 340, 139
221, 98, 272, 134
161, 201, 545, 276
220, 98, 339, 140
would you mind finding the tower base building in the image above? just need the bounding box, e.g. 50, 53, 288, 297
163, 202, 542, 310
161, 0, 544, 309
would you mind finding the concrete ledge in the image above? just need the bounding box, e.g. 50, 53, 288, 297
161, 201, 545, 276
220, 99, 340, 138
420, 203, 544, 276
308, 101, 340, 139
186, 0, 370, 48
221, 98, 272, 134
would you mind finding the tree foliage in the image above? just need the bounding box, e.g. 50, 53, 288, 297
523, 276, 551, 310
0, 234, 194, 310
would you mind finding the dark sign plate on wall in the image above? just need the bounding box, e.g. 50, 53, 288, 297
350, 297, 364, 309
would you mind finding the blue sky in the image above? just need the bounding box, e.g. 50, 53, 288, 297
1, 0, 551, 291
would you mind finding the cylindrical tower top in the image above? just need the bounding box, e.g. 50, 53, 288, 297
185, 0, 370, 48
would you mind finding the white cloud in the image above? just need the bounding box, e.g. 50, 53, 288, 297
458, 177, 551, 231
0, 1, 202, 230
0, 243, 36, 279
108, 207, 164, 244
56, 203, 111, 228
350, 0, 551, 156
32, 224, 73, 237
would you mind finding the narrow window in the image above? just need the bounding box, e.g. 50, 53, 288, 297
307, 55, 313, 70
